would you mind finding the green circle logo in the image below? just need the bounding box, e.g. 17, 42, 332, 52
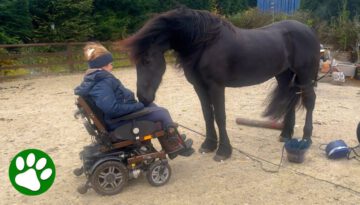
9, 149, 56, 195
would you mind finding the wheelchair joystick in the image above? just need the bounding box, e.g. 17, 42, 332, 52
132, 127, 140, 135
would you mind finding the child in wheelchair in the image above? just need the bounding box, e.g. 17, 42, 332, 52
73, 42, 194, 195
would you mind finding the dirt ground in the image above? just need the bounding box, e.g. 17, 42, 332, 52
0, 66, 360, 205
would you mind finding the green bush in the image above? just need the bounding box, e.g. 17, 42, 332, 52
228, 8, 327, 41
228, 8, 272, 29
326, 4, 360, 52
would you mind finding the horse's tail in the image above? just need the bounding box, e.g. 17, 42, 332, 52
262, 74, 302, 120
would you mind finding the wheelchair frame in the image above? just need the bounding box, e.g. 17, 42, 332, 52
74, 96, 172, 195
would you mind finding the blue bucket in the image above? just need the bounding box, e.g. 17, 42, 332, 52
285, 139, 311, 163
325, 140, 350, 159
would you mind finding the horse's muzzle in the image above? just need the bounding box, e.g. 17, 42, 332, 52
138, 94, 154, 106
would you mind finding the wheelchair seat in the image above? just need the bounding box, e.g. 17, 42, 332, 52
75, 96, 163, 145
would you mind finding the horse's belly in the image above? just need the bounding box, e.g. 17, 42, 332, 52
225, 75, 274, 87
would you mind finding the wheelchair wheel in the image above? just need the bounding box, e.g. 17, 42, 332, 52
90, 160, 128, 195
146, 160, 171, 187
73, 167, 84, 176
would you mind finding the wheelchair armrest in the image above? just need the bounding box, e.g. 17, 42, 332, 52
110, 107, 161, 123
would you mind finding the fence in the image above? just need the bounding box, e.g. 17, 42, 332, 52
257, 0, 301, 14
0, 42, 131, 79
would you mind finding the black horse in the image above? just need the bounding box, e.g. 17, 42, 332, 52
121, 8, 320, 161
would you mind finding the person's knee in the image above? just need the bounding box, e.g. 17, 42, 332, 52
156, 107, 170, 115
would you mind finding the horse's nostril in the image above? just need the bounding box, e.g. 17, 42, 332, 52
143, 101, 151, 106
138, 95, 149, 105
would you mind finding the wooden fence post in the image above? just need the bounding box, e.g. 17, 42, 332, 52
67, 43, 75, 72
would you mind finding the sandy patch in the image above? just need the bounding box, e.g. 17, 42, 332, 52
0, 66, 359, 204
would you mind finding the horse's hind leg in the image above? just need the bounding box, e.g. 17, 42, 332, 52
280, 106, 296, 142
301, 86, 316, 140
275, 70, 299, 142
295, 66, 317, 141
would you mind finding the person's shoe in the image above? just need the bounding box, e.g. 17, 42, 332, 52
178, 139, 194, 156
168, 152, 178, 160
167, 139, 194, 159
178, 147, 195, 157
180, 134, 186, 141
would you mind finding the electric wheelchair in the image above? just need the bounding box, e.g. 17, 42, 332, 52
73, 96, 174, 195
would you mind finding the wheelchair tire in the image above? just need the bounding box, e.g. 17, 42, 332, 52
146, 160, 171, 187
90, 160, 128, 195
73, 167, 84, 176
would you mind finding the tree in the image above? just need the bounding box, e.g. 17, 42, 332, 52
92, 0, 169, 41
217, 0, 252, 16
301, 0, 360, 21
30, 0, 93, 42
328, 0, 360, 51
0, 0, 32, 44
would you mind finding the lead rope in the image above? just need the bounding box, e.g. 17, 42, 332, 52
178, 123, 285, 173
348, 145, 360, 162
178, 123, 360, 196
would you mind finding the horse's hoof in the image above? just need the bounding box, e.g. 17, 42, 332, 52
213, 154, 231, 162
198, 147, 216, 154
302, 137, 313, 145
279, 136, 291, 142
199, 140, 217, 154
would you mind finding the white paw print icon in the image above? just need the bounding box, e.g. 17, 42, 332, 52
10, 150, 56, 195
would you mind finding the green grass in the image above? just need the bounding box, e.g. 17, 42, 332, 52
0, 45, 177, 78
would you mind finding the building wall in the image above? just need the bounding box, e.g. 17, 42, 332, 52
257, 0, 301, 14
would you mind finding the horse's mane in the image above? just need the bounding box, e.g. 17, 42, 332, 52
120, 7, 234, 64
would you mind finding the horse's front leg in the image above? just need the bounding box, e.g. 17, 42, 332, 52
209, 85, 232, 161
193, 84, 218, 153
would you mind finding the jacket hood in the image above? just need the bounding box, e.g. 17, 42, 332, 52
74, 69, 113, 96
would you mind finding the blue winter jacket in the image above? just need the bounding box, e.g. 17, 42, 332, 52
74, 69, 144, 130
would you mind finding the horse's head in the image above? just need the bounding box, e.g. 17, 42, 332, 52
135, 47, 166, 105
120, 8, 223, 105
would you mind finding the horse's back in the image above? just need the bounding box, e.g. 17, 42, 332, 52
251, 20, 319, 70
197, 20, 319, 86
268, 20, 319, 59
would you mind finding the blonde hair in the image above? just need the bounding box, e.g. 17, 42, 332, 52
83, 42, 111, 61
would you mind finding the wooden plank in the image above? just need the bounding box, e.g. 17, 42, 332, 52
0, 42, 130, 74
0, 51, 68, 59
0, 42, 85, 48
0, 63, 69, 70
235, 117, 284, 130
0, 63, 132, 71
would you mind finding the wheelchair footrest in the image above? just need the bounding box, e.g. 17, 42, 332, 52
127, 151, 166, 166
